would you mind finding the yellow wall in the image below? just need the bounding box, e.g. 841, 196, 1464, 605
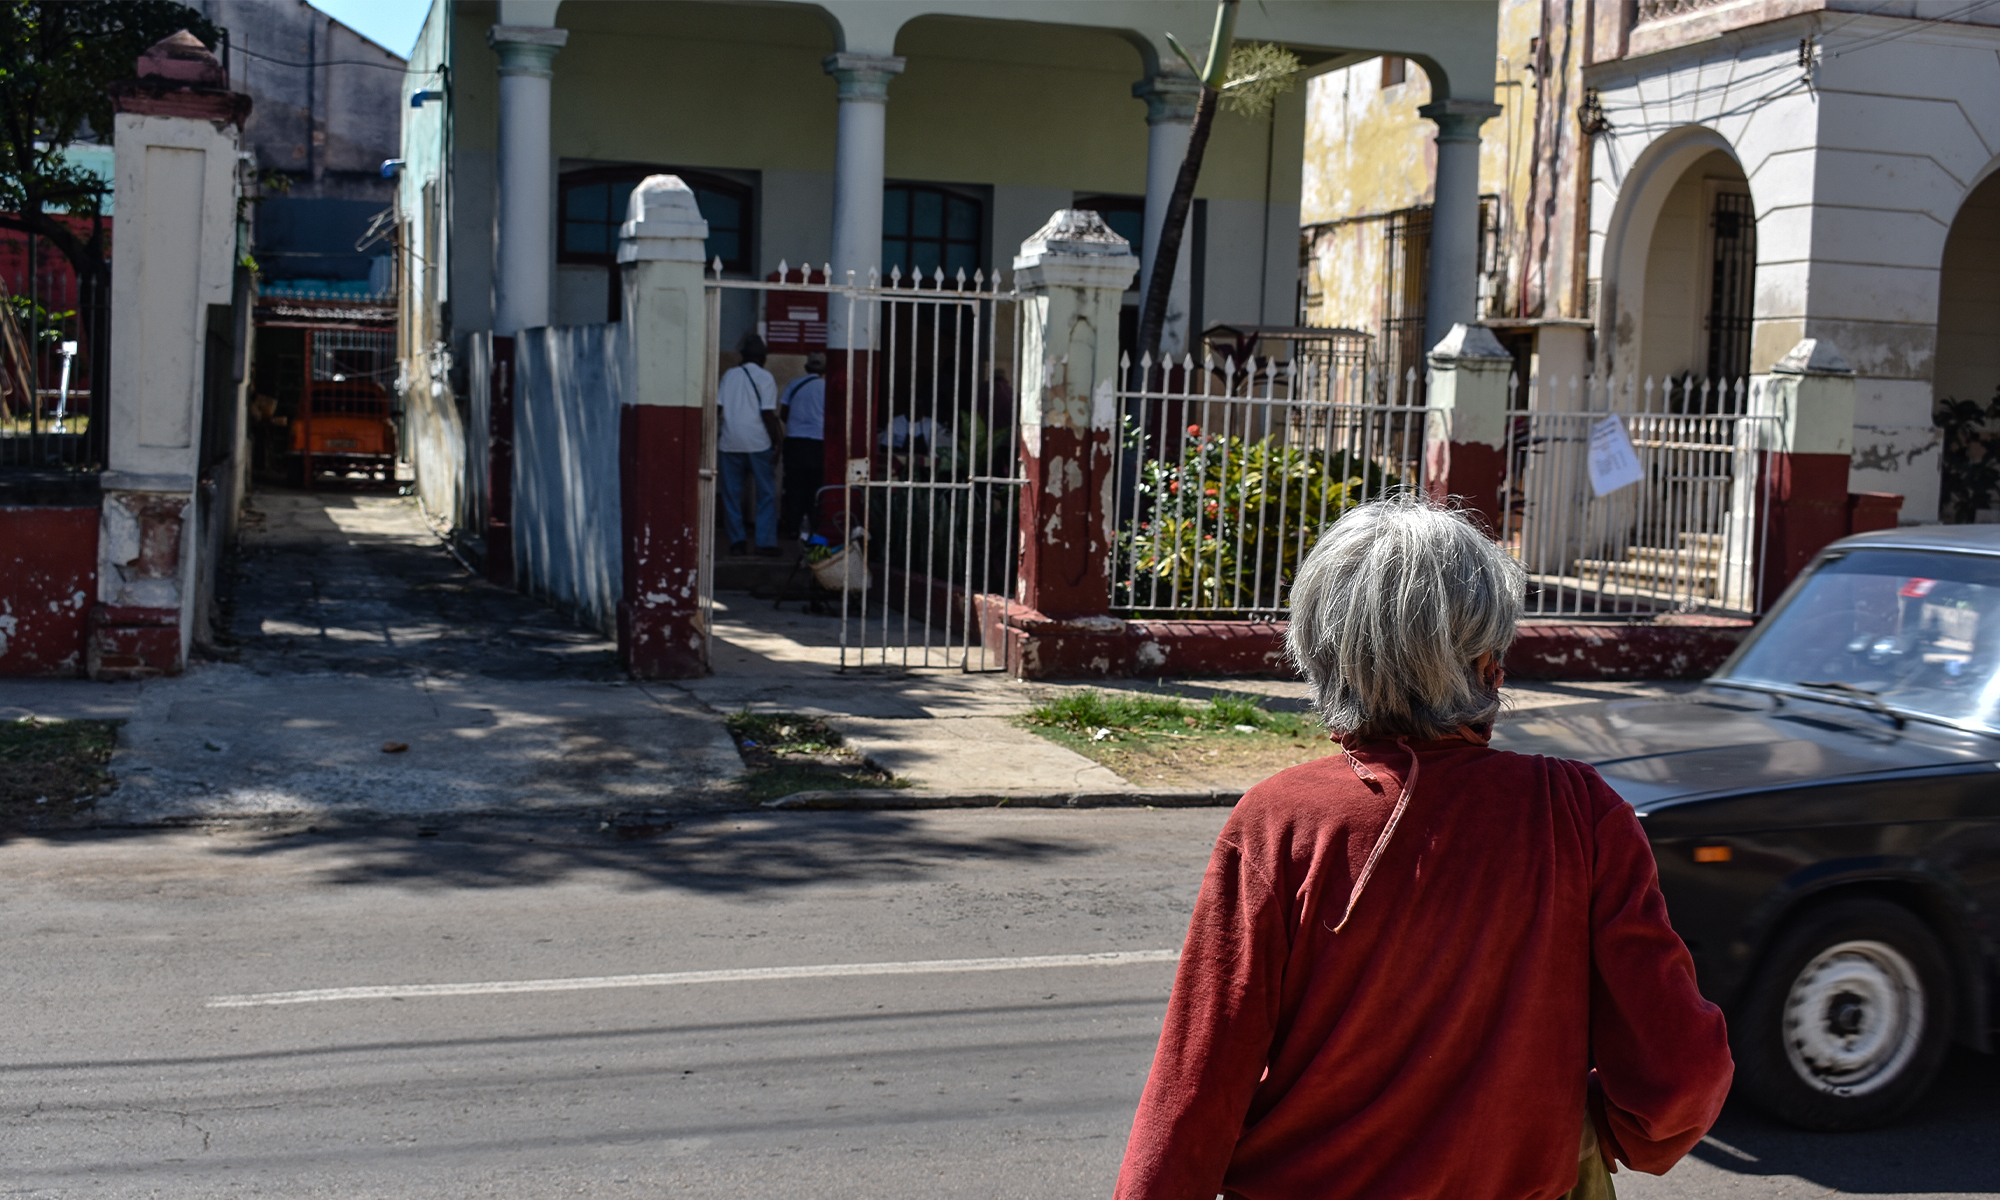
1301, 0, 1592, 331
553, 2, 840, 171
540, 6, 1283, 201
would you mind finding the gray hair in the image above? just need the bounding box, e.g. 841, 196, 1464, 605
1286, 494, 1524, 738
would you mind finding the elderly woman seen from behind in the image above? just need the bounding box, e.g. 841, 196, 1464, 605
1114, 496, 1732, 1200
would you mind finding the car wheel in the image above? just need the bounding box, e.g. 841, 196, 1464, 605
1732, 898, 1953, 1130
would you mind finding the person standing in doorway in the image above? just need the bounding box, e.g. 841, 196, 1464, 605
779, 351, 827, 540
717, 332, 782, 556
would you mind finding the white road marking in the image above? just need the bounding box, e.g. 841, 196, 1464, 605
206, 948, 1182, 1008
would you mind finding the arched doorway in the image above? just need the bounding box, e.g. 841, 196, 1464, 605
1599, 129, 1757, 400
1933, 169, 2000, 521
1935, 171, 2000, 411
1636, 149, 1754, 392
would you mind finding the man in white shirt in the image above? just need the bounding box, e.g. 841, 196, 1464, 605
778, 351, 827, 539
717, 332, 783, 556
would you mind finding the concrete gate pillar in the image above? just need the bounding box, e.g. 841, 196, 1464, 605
1012, 210, 1137, 620
1423, 323, 1515, 535
1753, 338, 1857, 604
91, 33, 247, 680
616, 176, 713, 678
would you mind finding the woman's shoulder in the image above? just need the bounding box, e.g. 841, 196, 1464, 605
1239, 746, 1621, 819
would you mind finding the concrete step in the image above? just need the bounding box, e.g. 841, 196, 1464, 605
1624, 545, 1722, 568
1571, 558, 1721, 595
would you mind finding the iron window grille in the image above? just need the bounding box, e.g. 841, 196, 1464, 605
1706, 191, 1756, 383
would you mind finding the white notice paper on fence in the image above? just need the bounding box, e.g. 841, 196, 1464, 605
1587, 414, 1645, 497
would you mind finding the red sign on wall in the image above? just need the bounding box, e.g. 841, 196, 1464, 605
762, 268, 827, 353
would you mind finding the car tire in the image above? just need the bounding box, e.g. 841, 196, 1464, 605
1732, 897, 1954, 1130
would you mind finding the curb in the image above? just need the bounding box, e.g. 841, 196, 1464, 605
762, 788, 1242, 810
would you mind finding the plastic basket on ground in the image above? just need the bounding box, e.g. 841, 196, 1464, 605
809, 528, 870, 594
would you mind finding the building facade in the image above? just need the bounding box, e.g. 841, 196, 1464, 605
393, 0, 1504, 538
1307, 0, 2000, 523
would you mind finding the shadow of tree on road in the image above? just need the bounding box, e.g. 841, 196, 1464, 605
146, 810, 1103, 894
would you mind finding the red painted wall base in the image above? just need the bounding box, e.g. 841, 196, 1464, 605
618, 403, 708, 679
978, 597, 1746, 683
0, 506, 98, 677
87, 604, 179, 681
1504, 616, 1750, 681
1760, 451, 1851, 603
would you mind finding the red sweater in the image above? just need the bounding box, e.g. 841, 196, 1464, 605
1115, 739, 1732, 1200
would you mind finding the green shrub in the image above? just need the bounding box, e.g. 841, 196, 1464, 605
1116, 429, 1398, 612
1937, 388, 2000, 524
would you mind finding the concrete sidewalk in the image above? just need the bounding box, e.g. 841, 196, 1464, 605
1, 489, 1693, 823
687, 591, 1692, 801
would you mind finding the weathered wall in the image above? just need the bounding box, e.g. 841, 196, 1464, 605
1588, 13, 2000, 521
0, 507, 98, 677
512, 322, 625, 634
201, 0, 405, 195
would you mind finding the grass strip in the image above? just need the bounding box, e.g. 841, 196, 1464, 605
724, 712, 907, 804
1017, 689, 1331, 788
1022, 688, 1318, 740
0, 717, 121, 826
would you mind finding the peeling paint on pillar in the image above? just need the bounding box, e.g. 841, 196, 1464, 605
1425, 324, 1514, 534
1754, 340, 1859, 602
618, 404, 707, 678
613, 174, 712, 679
1010, 210, 1136, 628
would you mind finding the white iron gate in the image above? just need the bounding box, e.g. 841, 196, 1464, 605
1500, 374, 1776, 617
1110, 352, 1437, 616
707, 264, 1025, 671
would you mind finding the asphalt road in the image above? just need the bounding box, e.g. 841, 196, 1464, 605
5, 810, 1997, 1199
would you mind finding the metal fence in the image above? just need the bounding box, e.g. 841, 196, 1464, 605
708, 262, 1026, 672
1501, 374, 1774, 618
0, 233, 108, 476
1111, 352, 1436, 616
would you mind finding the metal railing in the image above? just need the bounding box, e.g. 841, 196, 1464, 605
1501, 374, 1775, 618
707, 261, 1026, 671
1, 232, 108, 478
1111, 352, 1436, 616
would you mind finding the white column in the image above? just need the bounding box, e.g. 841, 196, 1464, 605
488, 24, 567, 336
823, 51, 903, 333
1133, 72, 1201, 358
1417, 100, 1501, 355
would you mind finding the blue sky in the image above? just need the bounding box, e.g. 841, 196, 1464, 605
313, 0, 430, 59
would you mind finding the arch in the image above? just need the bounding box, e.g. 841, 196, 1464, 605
1933, 166, 2000, 411
1596, 125, 1749, 380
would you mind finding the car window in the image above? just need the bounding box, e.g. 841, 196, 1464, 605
1723, 548, 2000, 730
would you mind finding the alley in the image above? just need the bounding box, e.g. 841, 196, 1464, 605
75, 488, 744, 823
4, 811, 1997, 1199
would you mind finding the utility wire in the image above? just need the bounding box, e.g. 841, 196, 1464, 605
233, 44, 428, 72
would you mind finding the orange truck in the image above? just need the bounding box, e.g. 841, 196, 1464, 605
292, 378, 397, 482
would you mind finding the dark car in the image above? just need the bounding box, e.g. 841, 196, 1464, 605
1493, 526, 2000, 1131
